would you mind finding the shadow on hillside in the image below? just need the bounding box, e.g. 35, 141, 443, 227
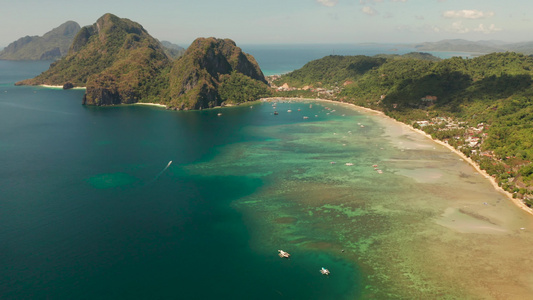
383, 72, 532, 114
382, 71, 470, 110
470, 74, 532, 100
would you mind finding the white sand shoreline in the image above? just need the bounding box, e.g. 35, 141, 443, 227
261, 97, 533, 217
39, 84, 86, 90
134, 102, 167, 108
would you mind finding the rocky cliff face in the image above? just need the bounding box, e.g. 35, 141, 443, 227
0, 21, 80, 60
167, 37, 267, 110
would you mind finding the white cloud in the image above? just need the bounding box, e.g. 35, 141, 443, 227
362, 6, 378, 16
450, 21, 470, 33
316, 0, 339, 7
447, 21, 502, 34
396, 24, 442, 34
443, 10, 494, 19
473, 24, 502, 34
395, 25, 411, 32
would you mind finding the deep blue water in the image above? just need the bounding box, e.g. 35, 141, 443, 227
0, 60, 359, 299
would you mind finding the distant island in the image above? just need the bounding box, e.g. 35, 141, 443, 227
413, 39, 533, 55
16, 13, 271, 110
0, 20, 187, 63
0, 21, 81, 60
160, 40, 185, 60
272, 52, 533, 207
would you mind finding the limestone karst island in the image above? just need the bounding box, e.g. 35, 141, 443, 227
16, 13, 270, 110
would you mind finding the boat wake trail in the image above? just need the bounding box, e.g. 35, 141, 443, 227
148, 161, 172, 184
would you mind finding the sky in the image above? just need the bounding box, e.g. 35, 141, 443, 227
1, 0, 532, 48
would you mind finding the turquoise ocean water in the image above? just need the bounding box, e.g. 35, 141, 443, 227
3, 46, 533, 299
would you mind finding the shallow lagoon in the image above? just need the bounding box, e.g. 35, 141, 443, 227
187, 99, 533, 298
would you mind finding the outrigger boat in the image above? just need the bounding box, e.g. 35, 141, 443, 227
278, 250, 290, 258
320, 267, 330, 275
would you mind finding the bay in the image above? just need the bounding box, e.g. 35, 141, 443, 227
0, 61, 358, 299
2, 45, 533, 299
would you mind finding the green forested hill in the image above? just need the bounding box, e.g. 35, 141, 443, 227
275, 52, 533, 202
274, 52, 440, 88
16, 13, 172, 105
16, 14, 270, 109
275, 55, 387, 87
167, 37, 269, 110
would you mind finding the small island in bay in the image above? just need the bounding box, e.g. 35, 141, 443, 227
412, 38, 533, 55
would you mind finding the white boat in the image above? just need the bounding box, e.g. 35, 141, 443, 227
278, 250, 290, 258
320, 267, 330, 275
345, 163, 354, 166
287, 109, 292, 113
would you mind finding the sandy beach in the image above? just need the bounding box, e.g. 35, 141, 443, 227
39, 84, 86, 90
261, 97, 533, 217
134, 102, 167, 108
